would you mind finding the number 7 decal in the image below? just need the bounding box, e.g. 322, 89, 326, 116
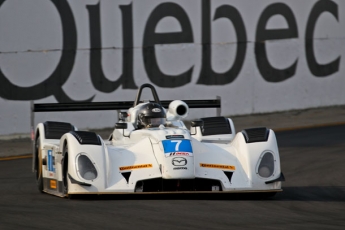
162, 139, 193, 155
171, 140, 182, 151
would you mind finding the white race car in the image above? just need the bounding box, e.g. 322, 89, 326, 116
33, 83, 284, 198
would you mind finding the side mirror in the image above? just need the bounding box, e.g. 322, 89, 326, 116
115, 123, 128, 129
115, 123, 129, 137
191, 120, 203, 135
119, 112, 128, 121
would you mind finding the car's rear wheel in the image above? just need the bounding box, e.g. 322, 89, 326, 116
35, 137, 44, 192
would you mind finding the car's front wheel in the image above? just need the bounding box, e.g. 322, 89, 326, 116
62, 143, 69, 197
62, 143, 75, 199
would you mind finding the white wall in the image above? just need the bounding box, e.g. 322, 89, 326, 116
0, 0, 344, 135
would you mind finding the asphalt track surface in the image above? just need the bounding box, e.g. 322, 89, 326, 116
0, 125, 344, 230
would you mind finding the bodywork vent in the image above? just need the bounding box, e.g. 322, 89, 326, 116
121, 172, 131, 183
242, 127, 269, 143
223, 171, 234, 183
70, 131, 101, 145
200, 117, 231, 136
44, 121, 74, 139
136, 178, 223, 192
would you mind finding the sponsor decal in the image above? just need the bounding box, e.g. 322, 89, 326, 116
50, 180, 57, 189
152, 108, 161, 112
47, 150, 55, 172
169, 152, 191, 157
162, 139, 193, 157
0, 0, 339, 103
119, 164, 153, 171
166, 135, 185, 139
172, 157, 187, 166
200, 163, 236, 170
173, 167, 187, 170
0, 1, 340, 103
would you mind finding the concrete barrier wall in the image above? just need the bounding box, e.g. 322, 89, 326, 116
0, 0, 344, 136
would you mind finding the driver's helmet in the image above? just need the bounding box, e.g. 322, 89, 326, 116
137, 103, 166, 129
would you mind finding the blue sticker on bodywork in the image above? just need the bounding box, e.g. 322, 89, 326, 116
47, 150, 55, 172
162, 139, 193, 157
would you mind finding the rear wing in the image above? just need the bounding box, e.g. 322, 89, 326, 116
31, 98, 221, 112
30, 97, 221, 138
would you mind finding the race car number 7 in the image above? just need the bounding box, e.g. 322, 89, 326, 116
171, 140, 182, 151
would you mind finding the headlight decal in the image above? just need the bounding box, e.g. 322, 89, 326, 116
77, 154, 98, 181
257, 151, 275, 178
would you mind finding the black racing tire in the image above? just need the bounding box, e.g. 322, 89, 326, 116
62, 144, 74, 199
35, 137, 44, 193
62, 144, 69, 197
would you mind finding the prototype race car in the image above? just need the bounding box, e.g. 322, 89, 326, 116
32, 83, 284, 198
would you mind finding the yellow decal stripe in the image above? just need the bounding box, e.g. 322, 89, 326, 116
200, 163, 235, 170
119, 164, 153, 171
0, 154, 32, 161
